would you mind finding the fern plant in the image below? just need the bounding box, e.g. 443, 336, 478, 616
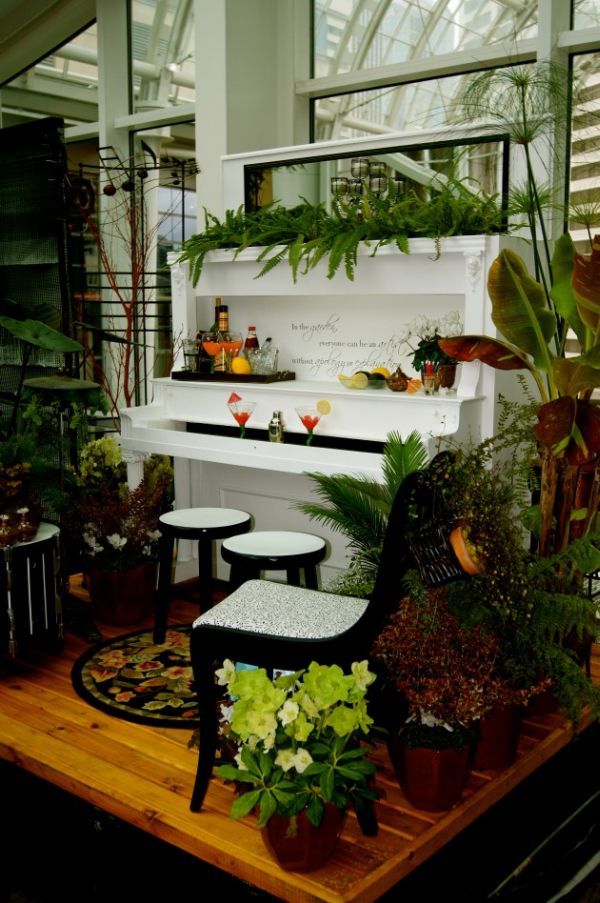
296, 430, 429, 589
178, 179, 505, 285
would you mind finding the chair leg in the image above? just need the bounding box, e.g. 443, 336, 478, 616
190, 631, 219, 813
197, 537, 213, 612
153, 533, 175, 643
303, 564, 318, 589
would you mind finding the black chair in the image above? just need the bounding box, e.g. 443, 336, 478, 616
189, 452, 460, 824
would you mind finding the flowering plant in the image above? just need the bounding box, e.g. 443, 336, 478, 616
371, 588, 546, 751
398, 311, 463, 373
68, 436, 173, 571
215, 660, 379, 827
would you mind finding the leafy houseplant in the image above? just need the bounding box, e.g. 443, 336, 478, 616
441, 62, 600, 557
397, 311, 463, 377
66, 436, 173, 625
178, 178, 504, 285
214, 659, 379, 853
68, 436, 173, 572
296, 430, 429, 594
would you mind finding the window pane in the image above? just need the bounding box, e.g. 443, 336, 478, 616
130, 0, 195, 108
314, 0, 537, 77
573, 0, 600, 29
570, 52, 600, 249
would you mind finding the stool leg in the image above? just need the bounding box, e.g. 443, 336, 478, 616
154, 533, 175, 643
197, 537, 213, 612
287, 567, 301, 587
303, 565, 319, 590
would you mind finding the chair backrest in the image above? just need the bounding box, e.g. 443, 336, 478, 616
357, 450, 461, 644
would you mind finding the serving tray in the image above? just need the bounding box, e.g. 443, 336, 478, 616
171, 370, 296, 383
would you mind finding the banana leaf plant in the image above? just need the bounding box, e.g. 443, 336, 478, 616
439, 234, 600, 556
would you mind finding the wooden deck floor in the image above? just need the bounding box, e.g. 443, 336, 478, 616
0, 589, 598, 903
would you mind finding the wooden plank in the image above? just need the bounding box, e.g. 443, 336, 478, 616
0, 610, 597, 903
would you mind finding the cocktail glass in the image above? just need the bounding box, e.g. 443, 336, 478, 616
221, 331, 243, 371
228, 401, 256, 438
201, 331, 222, 373
295, 406, 321, 446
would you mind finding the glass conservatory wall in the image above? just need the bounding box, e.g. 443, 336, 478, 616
130, 0, 195, 109
313, 0, 538, 78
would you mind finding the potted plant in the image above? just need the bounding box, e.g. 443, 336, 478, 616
440, 62, 600, 558
370, 585, 546, 808
397, 311, 463, 388
296, 429, 429, 597
66, 436, 173, 625
214, 659, 379, 872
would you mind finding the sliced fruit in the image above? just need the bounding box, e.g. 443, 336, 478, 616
231, 356, 252, 375
228, 391, 242, 403
351, 372, 369, 389
338, 373, 351, 383
371, 366, 391, 378
316, 398, 331, 415
406, 378, 421, 393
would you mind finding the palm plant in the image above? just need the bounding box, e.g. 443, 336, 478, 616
296, 431, 428, 591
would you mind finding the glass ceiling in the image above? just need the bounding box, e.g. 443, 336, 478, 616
314, 0, 538, 79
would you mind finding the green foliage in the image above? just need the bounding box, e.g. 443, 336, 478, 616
296, 430, 428, 585
215, 660, 378, 827
178, 180, 505, 285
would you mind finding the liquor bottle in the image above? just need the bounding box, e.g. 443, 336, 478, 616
210, 297, 222, 332
217, 304, 229, 332
268, 411, 284, 443
243, 326, 260, 352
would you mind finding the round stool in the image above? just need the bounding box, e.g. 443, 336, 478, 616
154, 507, 252, 642
221, 531, 327, 591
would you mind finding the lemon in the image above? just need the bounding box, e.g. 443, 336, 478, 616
351, 372, 369, 389
231, 355, 252, 375
371, 366, 391, 379
316, 398, 331, 415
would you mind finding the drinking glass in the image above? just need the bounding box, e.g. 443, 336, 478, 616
201, 331, 222, 373
295, 406, 321, 446
221, 331, 243, 371
228, 401, 256, 438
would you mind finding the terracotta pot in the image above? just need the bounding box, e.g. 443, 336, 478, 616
449, 526, 484, 575
389, 735, 470, 811
261, 804, 345, 872
87, 562, 157, 626
474, 705, 522, 770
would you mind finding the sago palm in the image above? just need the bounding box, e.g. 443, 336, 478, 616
296, 430, 428, 579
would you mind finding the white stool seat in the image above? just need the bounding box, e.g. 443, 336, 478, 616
222, 531, 325, 557
160, 508, 251, 531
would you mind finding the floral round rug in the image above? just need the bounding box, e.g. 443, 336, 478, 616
71, 626, 198, 728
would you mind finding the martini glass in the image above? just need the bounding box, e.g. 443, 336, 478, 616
228, 401, 256, 438
295, 406, 321, 446
221, 331, 243, 371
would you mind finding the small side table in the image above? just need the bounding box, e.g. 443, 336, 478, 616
0, 523, 63, 657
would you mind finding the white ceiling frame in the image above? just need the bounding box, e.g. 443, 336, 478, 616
296, 38, 538, 98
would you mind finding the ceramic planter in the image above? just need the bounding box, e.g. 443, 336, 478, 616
261, 804, 345, 872
474, 704, 522, 770
389, 734, 470, 811
87, 562, 157, 625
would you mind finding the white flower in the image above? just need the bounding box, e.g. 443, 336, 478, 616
247, 710, 277, 740
351, 660, 375, 691
234, 751, 247, 771
219, 703, 233, 723
416, 709, 454, 732
215, 659, 236, 687
263, 731, 276, 751
277, 700, 299, 725
146, 529, 161, 542
107, 533, 127, 550
293, 748, 313, 773
274, 748, 296, 772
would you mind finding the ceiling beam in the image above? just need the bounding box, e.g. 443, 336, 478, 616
0, 0, 95, 88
